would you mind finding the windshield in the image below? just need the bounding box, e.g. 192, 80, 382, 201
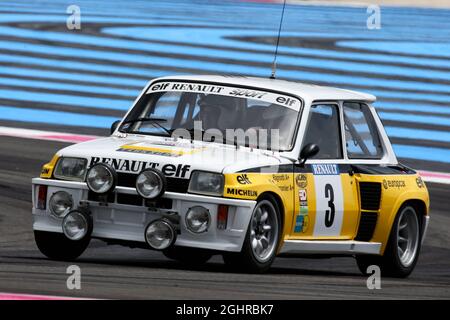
119, 81, 302, 151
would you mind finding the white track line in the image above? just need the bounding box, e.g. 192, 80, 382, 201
1, 126, 449, 185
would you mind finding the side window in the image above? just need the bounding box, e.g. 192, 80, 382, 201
302, 104, 342, 159
343, 102, 383, 159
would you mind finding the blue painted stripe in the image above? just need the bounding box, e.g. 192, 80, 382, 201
0, 88, 131, 110
0, 40, 449, 94
0, 76, 137, 97
0, 105, 117, 128
1, 26, 449, 81
0, 65, 146, 87
370, 90, 450, 104
386, 127, 450, 143
0, 54, 181, 85
1, 53, 449, 104
339, 41, 450, 58
376, 102, 450, 116
394, 144, 450, 163
379, 112, 450, 127
104, 26, 450, 69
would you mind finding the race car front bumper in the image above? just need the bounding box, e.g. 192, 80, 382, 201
31, 178, 256, 252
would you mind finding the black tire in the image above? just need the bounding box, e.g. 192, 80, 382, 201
222, 194, 282, 273
34, 230, 90, 261
163, 246, 212, 266
356, 204, 422, 278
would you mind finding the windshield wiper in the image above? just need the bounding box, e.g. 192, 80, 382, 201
120, 117, 173, 136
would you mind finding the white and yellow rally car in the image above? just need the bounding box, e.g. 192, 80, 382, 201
32, 75, 429, 276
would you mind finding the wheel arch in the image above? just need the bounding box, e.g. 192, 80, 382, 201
256, 191, 286, 252
376, 194, 428, 255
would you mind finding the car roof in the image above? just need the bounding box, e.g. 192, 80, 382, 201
153, 74, 376, 103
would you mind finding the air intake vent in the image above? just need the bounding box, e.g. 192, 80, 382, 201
355, 212, 378, 241
359, 182, 381, 211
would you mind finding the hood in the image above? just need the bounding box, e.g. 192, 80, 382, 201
57, 135, 291, 179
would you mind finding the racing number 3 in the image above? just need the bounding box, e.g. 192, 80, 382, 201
324, 184, 335, 227
312, 175, 343, 237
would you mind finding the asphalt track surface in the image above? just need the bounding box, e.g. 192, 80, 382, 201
0, 136, 449, 299
0, 0, 449, 299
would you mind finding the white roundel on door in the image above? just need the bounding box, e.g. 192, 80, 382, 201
311, 164, 344, 237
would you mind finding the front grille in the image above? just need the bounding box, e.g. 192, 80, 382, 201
359, 182, 382, 211
117, 172, 189, 193
355, 212, 378, 241
87, 190, 173, 209
117, 193, 142, 206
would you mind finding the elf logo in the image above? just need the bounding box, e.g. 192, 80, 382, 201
237, 174, 252, 185
89, 157, 191, 178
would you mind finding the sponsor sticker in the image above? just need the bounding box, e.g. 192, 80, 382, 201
294, 214, 309, 233
148, 82, 301, 111
299, 189, 307, 201
272, 173, 290, 183
295, 174, 307, 188
312, 164, 339, 175
236, 174, 252, 185
89, 157, 191, 178
416, 177, 424, 188
226, 188, 257, 197
383, 179, 406, 189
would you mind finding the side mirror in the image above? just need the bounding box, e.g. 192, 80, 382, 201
110, 120, 121, 135
298, 143, 319, 166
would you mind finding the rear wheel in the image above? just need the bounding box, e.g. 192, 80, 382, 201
356, 205, 421, 278
223, 195, 281, 273
163, 246, 212, 266
34, 230, 90, 261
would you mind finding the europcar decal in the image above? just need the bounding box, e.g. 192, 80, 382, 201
382, 179, 406, 189
148, 82, 301, 111
89, 157, 191, 178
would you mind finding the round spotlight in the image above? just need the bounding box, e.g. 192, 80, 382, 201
86, 163, 116, 194
136, 169, 166, 199
145, 220, 176, 250
62, 210, 92, 241
185, 206, 210, 233
49, 191, 73, 218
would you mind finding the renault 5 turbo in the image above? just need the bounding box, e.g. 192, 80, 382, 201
32, 75, 429, 276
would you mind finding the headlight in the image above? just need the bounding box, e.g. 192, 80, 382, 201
136, 169, 166, 199
185, 206, 210, 233
86, 163, 117, 194
49, 191, 73, 218
188, 171, 224, 196
53, 157, 87, 181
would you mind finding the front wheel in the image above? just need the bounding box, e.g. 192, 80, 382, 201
356, 205, 422, 278
34, 230, 90, 261
223, 195, 281, 273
